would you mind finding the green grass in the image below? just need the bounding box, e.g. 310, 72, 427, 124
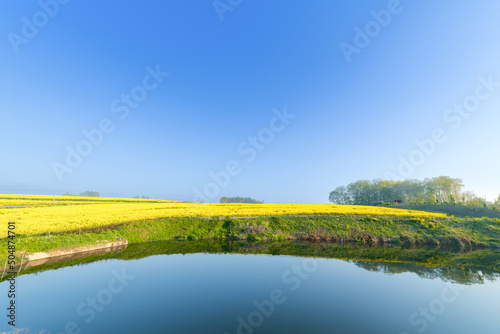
1, 215, 499, 264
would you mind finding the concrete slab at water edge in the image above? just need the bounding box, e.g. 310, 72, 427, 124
28, 240, 128, 261
0, 240, 128, 273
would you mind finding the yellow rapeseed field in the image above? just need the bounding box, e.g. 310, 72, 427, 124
0, 195, 446, 237
0, 194, 179, 207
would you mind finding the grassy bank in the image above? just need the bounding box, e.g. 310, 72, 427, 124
0, 202, 446, 237
2, 215, 499, 261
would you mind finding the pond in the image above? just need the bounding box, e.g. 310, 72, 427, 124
1, 240, 500, 334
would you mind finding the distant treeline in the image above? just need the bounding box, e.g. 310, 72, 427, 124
329, 176, 499, 207
220, 196, 263, 204
63, 191, 100, 197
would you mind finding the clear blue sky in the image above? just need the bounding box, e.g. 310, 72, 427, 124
1, 0, 499, 203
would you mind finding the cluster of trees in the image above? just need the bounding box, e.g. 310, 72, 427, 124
79, 191, 100, 197
133, 195, 150, 199
63, 191, 100, 197
220, 196, 263, 204
329, 176, 496, 207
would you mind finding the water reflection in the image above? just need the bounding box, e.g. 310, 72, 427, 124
1, 241, 500, 334
5, 240, 500, 284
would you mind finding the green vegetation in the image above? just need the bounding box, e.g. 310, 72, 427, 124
329, 176, 497, 206
329, 176, 500, 221
220, 196, 263, 204
79, 190, 100, 197
2, 215, 499, 263
2, 240, 499, 285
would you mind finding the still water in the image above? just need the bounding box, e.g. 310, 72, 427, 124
2, 241, 500, 334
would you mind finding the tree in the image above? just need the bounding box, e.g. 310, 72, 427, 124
425, 176, 463, 203
413, 197, 424, 204
346, 181, 365, 204
495, 195, 500, 205
79, 191, 99, 197
374, 180, 397, 203
462, 191, 477, 203
220, 196, 263, 204
449, 194, 456, 204
329, 186, 351, 204
329, 176, 469, 206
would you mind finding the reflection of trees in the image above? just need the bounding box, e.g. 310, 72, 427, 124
352, 261, 499, 284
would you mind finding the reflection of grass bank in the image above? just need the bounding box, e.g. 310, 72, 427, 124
2, 240, 499, 284
1, 215, 499, 263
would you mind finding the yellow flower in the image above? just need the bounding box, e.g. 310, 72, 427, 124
0, 195, 446, 237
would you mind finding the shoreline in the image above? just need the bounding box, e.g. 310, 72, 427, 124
1, 239, 499, 285
0, 241, 128, 274
1, 215, 499, 262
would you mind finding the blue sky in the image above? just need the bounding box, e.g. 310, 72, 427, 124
1, 0, 499, 203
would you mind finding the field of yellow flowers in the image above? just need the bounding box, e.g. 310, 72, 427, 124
0, 195, 446, 237
0, 194, 179, 207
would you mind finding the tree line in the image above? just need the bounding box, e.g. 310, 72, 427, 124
220, 196, 263, 204
329, 176, 498, 207
63, 191, 100, 197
